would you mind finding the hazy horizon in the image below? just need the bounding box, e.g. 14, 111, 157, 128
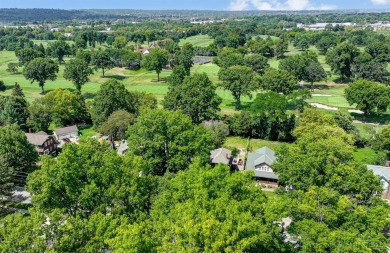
0, 0, 389, 11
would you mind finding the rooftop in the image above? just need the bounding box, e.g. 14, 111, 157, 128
54, 125, 78, 136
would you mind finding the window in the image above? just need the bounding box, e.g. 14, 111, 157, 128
255, 165, 273, 172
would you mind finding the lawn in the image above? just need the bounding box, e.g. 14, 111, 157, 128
224, 136, 290, 151
353, 148, 387, 165
179, 35, 214, 47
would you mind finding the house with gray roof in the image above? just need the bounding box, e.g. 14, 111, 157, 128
117, 140, 128, 155
209, 148, 232, 166
53, 125, 78, 141
245, 147, 278, 184
25, 132, 57, 155
367, 164, 390, 200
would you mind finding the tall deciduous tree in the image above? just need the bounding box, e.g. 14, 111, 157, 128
93, 49, 114, 77
0, 124, 38, 174
243, 54, 269, 75
91, 79, 136, 127
63, 58, 93, 91
15, 48, 43, 66
261, 69, 296, 95
326, 42, 359, 80
99, 110, 135, 140
23, 57, 59, 94
142, 48, 169, 81
178, 43, 195, 75
304, 62, 327, 90
213, 48, 244, 69
164, 73, 222, 124
127, 109, 214, 175
345, 79, 390, 115
218, 65, 258, 110
47, 39, 71, 64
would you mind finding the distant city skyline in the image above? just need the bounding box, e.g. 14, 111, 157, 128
0, 0, 389, 11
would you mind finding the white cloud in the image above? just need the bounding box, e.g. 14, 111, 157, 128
227, 0, 337, 11
228, 0, 250, 11
371, 0, 390, 4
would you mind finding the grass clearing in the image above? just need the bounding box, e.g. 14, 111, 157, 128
179, 35, 214, 47
224, 136, 290, 151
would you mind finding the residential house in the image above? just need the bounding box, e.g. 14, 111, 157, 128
25, 132, 57, 155
136, 48, 150, 55
53, 125, 79, 141
367, 163, 390, 200
117, 140, 128, 155
209, 148, 232, 166
245, 146, 278, 185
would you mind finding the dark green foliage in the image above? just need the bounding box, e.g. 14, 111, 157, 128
345, 80, 390, 114
178, 43, 195, 75
142, 48, 169, 81
0, 81, 5, 92
91, 79, 136, 127
15, 48, 43, 66
261, 69, 296, 95
92, 49, 114, 77
326, 42, 359, 79
23, 57, 59, 93
63, 58, 94, 91
127, 109, 214, 175
6, 63, 18, 74
0, 84, 29, 129
213, 48, 244, 69
99, 110, 135, 140
243, 54, 270, 75
0, 124, 38, 174
47, 39, 71, 64
164, 72, 222, 124
218, 65, 258, 110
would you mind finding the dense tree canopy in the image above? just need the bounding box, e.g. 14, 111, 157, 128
218, 65, 258, 110
127, 109, 214, 175
164, 72, 222, 124
261, 69, 296, 95
326, 42, 359, 79
142, 48, 169, 81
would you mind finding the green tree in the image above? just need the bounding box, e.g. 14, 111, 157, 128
142, 48, 169, 81
0, 83, 29, 128
23, 57, 59, 94
261, 69, 296, 95
63, 58, 94, 91
6, 63, 18, 74
27, 139, 156, 218
178, 43, 195, 75
365, 41, 390, 63
93, 49, 114, 77
351, 53, 389, 84
243, 54, 269, 75
274, 39, 288, 59
99, 110, 135, 140
345, 80, 390, 115
304, 62, 327, 90
27, 97, 52, 132
91, 79, 136, 127
110, 160, 289, 252
251, 91, 288, 115
127, 109, 214, 175
218, 66, 258, 110
0, 124, 38, 174
112, 36, 128, 49
273, 108, 381, 196
279, 51, 319, 81
376, 125, 390, 153
326, 42, 359, 79
315, 36, 337, 54
0, 155, 14, 218
208, 121, 230, 148
44, 89, 91, 126
164, 73, 222, 124
47, 39, 71, 64
213, 48, 244, 69
15, 48, 43, 66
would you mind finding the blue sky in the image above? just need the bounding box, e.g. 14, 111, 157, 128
0, 0, 389, 10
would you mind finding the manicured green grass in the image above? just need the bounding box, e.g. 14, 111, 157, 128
353, 148, 386, 165
306, 85, 352, 108
224, 136, 290, 151
179, 35, 214, 47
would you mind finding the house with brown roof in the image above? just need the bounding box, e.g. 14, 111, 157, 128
25, 132, 57, 155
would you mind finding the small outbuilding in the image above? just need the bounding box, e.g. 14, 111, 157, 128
53, 125, 79, 141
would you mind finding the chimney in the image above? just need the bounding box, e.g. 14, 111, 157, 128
386, 161, 390, 167
29, 128, 32, 133
250, 147, 253, 153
